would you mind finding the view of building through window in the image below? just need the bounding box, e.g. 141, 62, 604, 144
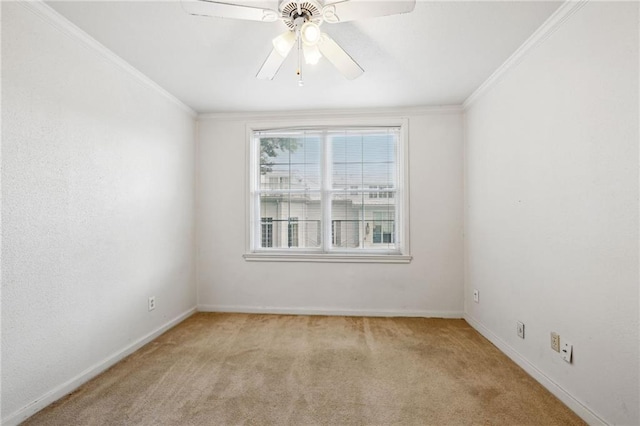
252, 127, 401, 253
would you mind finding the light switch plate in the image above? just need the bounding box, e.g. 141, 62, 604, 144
561, 341, 572, 363
516, 321, 525, 339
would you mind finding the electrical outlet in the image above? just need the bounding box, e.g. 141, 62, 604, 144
550, 332, 560, 352
517, 321, 525, 339
473, 289, 479, 303
148, 296, 156, 312
561, 341, 573, 363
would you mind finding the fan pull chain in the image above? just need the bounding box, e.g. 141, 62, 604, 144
296, 33, 304, 87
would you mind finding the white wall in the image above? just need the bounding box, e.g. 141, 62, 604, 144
1, 3, 197, 423
197, 109, 464, 316
464, 2, 639, 425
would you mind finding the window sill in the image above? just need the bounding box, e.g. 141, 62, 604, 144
243, 252, 412, 264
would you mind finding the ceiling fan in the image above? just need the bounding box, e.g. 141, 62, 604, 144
182, 0, 416, 85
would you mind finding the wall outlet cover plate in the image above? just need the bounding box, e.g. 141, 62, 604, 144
561, 341, 572, 363
550, 332, 560, 352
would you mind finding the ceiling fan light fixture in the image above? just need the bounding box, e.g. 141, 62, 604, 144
300, 21, 321, 45
185, 0, 418, 82
272, 31, 296, 57
303, 43, 322, 65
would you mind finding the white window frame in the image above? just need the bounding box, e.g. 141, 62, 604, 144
244, 118, 411, 264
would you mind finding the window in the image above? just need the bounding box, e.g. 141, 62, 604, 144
247, 122, 410, 262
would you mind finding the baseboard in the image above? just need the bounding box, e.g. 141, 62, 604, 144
463, 314, 606, 426
3, 307, 197, 426
197, 304, 463, 318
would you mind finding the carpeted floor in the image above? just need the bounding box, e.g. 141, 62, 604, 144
24, 313, 585, 425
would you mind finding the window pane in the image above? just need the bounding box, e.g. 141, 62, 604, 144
331, 131, 397, 190
331, 194, 364, 249
260, 135, 321, 190
329, 191, 396, 250
261, 218, 273, 248
365, 202, 396, 250
332, 133, 362, 191
332, 162, 363, 191
259, 192, 321, 249
254, 127, 402, 254
362, 134, 396, 188
288, 218, 299, 248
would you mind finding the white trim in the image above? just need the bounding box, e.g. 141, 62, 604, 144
463, 0, 589, 109
246, 119, 410, 259
200, 105, 463, 121
464, 314, 607, 426
18, 0, 196, 118
245, 125, 256, 255
2, 307, 197, 426
243, 252, 412, 263
198, 304, 463, 318
400, 119, 411, 256
195, 121, 202, 309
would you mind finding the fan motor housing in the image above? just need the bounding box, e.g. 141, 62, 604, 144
280, 0, 323, 29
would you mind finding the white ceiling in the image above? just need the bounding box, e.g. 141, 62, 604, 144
47, 1, 562, 113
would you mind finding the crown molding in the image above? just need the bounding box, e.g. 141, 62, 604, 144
463, 0, 589, 110
18, 0, 197, 118
198, 105, 463, 121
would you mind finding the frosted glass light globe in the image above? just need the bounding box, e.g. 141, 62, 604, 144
301, 22, 321, 46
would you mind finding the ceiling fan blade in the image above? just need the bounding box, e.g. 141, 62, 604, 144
257, 31, 296, 79
322, 0, 416, 23
318, 34, 364, 80
257, 31, 296, 80
181, 0, 279, 22
256, 49, 287, 80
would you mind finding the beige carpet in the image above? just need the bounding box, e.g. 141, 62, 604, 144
24, 313, 585, 425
